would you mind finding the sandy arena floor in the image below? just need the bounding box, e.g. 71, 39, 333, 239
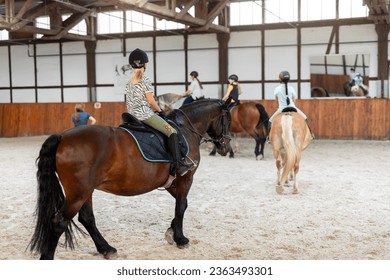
0, 136, 389, 260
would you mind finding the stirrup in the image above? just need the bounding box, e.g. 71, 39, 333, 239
177, 157, 198, 176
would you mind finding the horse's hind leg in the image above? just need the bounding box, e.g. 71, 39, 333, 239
254, 136, 266, 160
40, 213, 70, 260
78, 197, 117, 259
274, 151, 283, 194
292, 159, 300, 194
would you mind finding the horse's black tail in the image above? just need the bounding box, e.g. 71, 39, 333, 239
29, 134, 77, 255
255, 103, 269, 129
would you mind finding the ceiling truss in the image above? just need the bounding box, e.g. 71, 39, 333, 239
0, 0, 229, 42
363, 0, 390, 23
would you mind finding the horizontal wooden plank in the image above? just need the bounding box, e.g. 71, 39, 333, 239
0, 99, 389, 140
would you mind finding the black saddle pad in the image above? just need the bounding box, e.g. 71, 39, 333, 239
119, 113, 189, 163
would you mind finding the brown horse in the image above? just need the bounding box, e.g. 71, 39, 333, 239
209, 102, 269, 159
311, 87, 329, 97
29, 99, 231, 260
270, 111, 311, 194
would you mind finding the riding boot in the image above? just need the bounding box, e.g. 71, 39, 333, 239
168, 133, 196, 176
305, 119, 315, 139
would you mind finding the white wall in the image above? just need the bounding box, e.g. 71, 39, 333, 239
0, 22, 388, 103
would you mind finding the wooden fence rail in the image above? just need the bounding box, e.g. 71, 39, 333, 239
0, 99, 389, 140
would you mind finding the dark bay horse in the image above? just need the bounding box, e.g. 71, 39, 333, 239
270, 111, 311, 194
29, 99, 231, 260
209, 102, 269, 159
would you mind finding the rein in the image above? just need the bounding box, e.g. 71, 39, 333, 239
174, 108, 230, 145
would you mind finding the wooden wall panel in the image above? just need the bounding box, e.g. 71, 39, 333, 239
0, 99, 389, 140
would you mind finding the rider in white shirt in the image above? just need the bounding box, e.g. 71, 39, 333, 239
182, 71, 204, 105
267, 71, 314, 142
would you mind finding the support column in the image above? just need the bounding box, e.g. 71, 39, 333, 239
85, 40, 97, 102
375, 24, 390, 98
217, 32, 229, 98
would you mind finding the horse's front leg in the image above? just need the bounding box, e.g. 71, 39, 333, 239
170, 196, 189, 248
209, 145, 217, 156
165, 180, 191, 248
229, 145, 235, 158
78, 197, 117, 259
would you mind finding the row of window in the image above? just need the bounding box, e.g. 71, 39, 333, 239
0, 0, 368, 40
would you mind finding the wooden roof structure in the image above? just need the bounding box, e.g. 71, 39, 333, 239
0, 0, 229, 42
364, 0, 390, 23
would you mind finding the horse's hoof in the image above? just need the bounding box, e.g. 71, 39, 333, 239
177, 243, 190, 249
103, 249, 118, 260
209, 152, 216, 156
276, 185, 284, 194
164, 228, 174, 245
293, 189, 299, 194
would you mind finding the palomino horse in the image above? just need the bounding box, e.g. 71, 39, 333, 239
270, 111, 311, 194
344, 81, 369, 97
351, 85, 369, 97
157, 93, 185, 112
209, 102, 269, 159
29, 99, 231, 260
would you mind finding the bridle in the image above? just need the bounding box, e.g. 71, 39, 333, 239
175, 108, 231, 146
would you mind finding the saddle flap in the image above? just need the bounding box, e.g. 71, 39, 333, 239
119, 113, 189, 163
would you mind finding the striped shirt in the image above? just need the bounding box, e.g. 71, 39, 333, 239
125, 75, 154, 121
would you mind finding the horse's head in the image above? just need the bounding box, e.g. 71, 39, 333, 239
174, 99, 232, 156
206, 100, 232, 156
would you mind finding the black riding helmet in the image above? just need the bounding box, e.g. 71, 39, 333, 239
228, 74, 238, 82
129, 48, 149, 69
190, 71, 198, 78
279, 71, 290, 83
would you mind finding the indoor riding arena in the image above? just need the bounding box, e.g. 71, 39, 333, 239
1, 0, 390, 266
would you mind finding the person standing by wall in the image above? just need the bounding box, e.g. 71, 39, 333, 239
71, 103, 96, 127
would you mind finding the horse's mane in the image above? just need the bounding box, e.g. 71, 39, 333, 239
168, 98, 224, 122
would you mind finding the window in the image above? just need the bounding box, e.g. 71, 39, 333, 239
97, 11, 124, 34
339, 0, 368, 18
0, 30, 9, 40
35, 16, 50, 38
230, 1, 262, 26
125, 11, 154, 32
156, 19, 185, 30
264, 0, 298, 23
301, 0, 336, 21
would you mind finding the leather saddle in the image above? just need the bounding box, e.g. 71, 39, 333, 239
282, 107, 298, 113
119, 112, 188, 163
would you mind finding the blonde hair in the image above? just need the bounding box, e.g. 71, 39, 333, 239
131, 68, 144, 85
